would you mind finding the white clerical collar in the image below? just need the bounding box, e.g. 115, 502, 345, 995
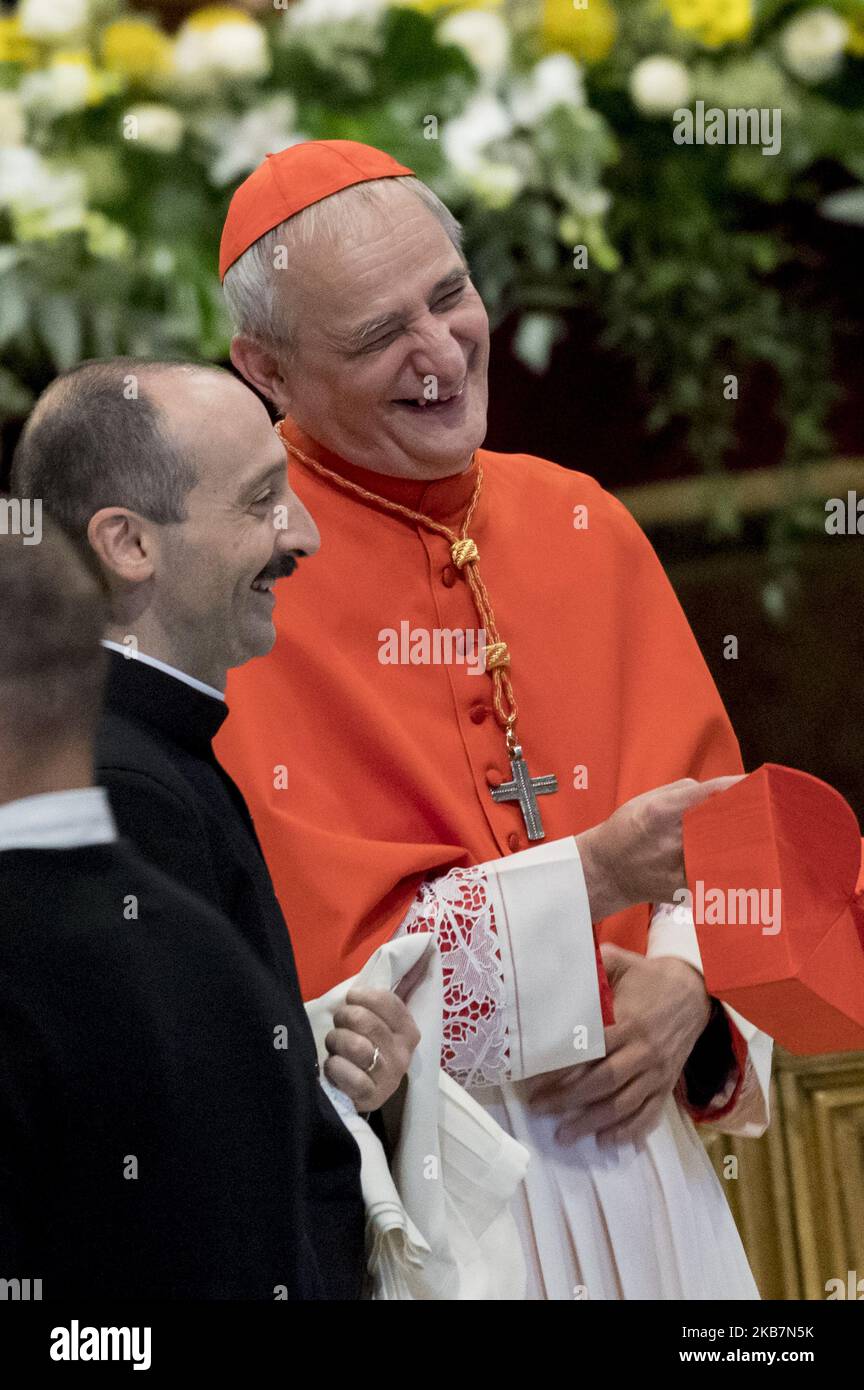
101, 640, 226, 703
0, 787, 117, 853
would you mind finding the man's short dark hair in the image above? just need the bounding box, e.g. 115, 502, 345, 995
0, 519, 108, 748
9, 357, 218, 552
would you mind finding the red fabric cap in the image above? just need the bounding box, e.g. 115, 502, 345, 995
219, 139, 415, 280
683, 762, 864, 1054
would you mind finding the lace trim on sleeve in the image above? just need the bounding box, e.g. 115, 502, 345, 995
394, 867, 510, 1089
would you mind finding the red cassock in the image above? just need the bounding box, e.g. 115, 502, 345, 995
683, 763, 864, 1053
214, 417, 748, 1001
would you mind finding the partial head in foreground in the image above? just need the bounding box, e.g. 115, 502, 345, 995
221, 140, 490, 483
11, 359, 319, 689
0, 519, 107, 804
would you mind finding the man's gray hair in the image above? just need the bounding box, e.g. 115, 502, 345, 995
222, 174, 465, 357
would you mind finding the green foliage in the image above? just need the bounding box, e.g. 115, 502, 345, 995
1, 0, 859, 593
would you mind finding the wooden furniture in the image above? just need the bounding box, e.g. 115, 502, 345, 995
704, 1048, 864, 1300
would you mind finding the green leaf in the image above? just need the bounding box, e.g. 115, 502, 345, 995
35, 295, 82, 372
0, 246, 23, 275
0, 276, 28, 349
0, 365, 34, 421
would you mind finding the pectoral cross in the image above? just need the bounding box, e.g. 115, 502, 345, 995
490, 745, 558, 842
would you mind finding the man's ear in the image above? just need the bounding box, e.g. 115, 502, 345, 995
87, 508, 155, 586
231, 335, 292, 414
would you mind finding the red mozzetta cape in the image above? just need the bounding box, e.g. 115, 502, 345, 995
215, 419, 745, 1001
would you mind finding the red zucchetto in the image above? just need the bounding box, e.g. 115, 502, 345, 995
219, 139, 414, 280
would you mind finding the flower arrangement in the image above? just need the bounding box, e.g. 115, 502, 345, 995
0, 0, 861, 542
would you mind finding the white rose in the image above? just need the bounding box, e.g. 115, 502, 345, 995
284, 0, 387, 25
173, 19, 270, 84
197, 96, 299, 185
19, 60, 90, 117
17, 167, 88, 236
438, 10, 511, 82
509, 53, 585, 126
567, 186, 611, 218
18, 0, 88, 42
171, 30, 208, 85
0, 148, 87, 235
779, 7, 849, 83
469, 158, 524, 209
205, 21, 270, 79
0, 147, 48, 206
629, 55, 692, 115
442, 94, 513, 177
122, 104, 185, 154
0, 93, 26, 148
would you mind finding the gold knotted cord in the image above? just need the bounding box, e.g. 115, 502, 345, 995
277, 423, 522, 754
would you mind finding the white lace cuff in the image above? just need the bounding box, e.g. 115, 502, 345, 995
395, 867, 508, 1089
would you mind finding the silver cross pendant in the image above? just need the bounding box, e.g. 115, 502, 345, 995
490, 745, 558, 841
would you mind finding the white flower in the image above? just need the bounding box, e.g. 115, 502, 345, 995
468, 158, 524, 209
438, 10, 510, 83
85, 211, 130, 260
148, 245, 176, 276
173, 18, 270, 85
442, 94, 513, 177
283, 0, 387, 26
20, 58, 90, 116
122, 104, 184, 155
566, 186, 611, 218
630, 55, 692, 115
18, 0, 88, 43
205, 20, 270, 77
0, 93, 26, 148
509, 53, 585, 127
0, 147, 48, 205
196, 96, 300, 185
779, 7, 849, 83
0, 147, 87, 236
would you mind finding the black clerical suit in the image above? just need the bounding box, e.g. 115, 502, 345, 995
0, 830, 354, 1299
94, 648, 364, 1300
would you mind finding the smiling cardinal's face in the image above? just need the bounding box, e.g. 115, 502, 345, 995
267, 182, 491, 482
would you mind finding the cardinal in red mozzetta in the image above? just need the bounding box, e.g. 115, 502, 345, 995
214, 139, 772, 1300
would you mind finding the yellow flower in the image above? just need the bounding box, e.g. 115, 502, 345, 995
665, 0, 753, 48
541, 0, 618, 64
0, 15, 39, 66
405, 0, 504, 10
101, 19, 172, 81
184, 5, 259, 28
847, 13, 864, 56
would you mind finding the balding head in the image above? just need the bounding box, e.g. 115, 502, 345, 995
11, 355, 319, 691
10, 358, 226, 555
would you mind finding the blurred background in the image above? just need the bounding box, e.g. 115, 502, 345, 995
1, 0, 862, 1297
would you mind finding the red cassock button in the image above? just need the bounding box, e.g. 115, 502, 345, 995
486, 767, 504, 787
470, 703, 487, 725
508, 833, 521, 852
441, 565, 457, 588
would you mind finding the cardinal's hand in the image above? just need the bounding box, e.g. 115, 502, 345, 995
526, 944, 712, 1146
324, 986, 421, 1112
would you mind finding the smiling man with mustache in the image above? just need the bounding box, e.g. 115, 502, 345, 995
10, 357, 421, 1299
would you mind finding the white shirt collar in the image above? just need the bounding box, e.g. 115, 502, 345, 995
101, 640, 225, 703
0, 787, 117, 853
